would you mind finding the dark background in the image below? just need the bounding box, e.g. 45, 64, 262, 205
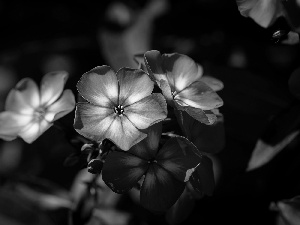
0, 0, 300, 224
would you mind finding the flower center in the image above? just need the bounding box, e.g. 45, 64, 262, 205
171, 91, 178, 99
114, 105, 124, 116
34, 106, 46, 121
148, 159, 157, 164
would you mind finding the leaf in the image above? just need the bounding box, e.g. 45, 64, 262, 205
165, 187, 195, 225
190, 155, 215, 196
247, 131, 299, 171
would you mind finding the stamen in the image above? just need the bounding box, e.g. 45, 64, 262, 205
171, 91, 177, 99
148, 159, 157, 164
114, 105, 124, 116
34, 106, 46, 121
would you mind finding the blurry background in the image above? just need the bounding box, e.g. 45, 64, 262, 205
0, 0, 300, 224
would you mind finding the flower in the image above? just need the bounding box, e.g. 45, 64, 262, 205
73, 66, 167, 151
0, 71, 75, 143
144, 50, 223, 124
236, 0, 300, 35
102, 123, 202, 212
236, 0, 283, 28
134, 52, 224, 92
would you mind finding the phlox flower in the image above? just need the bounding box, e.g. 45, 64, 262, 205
73, 66, 167, 151
102, 123, 202, 212
144, 50, 223, 124
0, 71, 75, 143
236, 0, 300, 34
134, 52, 224, 92
237, 0, 284, 28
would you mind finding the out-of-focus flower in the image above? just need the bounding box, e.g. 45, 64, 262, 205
237, 0, 283, 28
236, 0, 300, 35
271, 196, 300, 225
102, 123, 202, 212
144, 50, 223, 124
74, 66, 167, 151
0, 71, 75, 143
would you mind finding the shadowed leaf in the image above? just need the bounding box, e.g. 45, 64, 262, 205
247, 131, 299, 171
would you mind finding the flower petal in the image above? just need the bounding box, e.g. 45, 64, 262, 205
140, 164, 185, 212
175, 81, 223, 110
105, 116, 147, 151
117, 68, 154, 106
144, 122, 162, 154
237, 0, 283, 28
162, 53, 203, 92
18, 119, 52, 143
281, 31, 300, 45
156, 136, 202, 182
5, 78, 39, 114
125, 93, 167, 129
128, 140, 153, 161
133, 53, 147, 71
200, 75, 224, 92
77, 66, 118, 107
165, 187, 196, 225
40, 71, 68, 107
128, 122, 162, 160
45, 89, 75, 122
74, 103, 114, 142
159, 79, 173, 103
190, 155, 215, 196
144, 50, 167, 83
102, 150, 148, 193
182, 111, 225, 153
175, 103, 217, 125
0, 112, 32, 141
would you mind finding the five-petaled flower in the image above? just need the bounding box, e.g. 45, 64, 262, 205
74, 66, 167, 151
144, 50, 223, 124
102, 123, 202, 212
0, 71, 75, 143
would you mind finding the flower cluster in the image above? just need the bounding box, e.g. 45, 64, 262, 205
72, 51, 223, 211
144, 50, 223, 124
0, 50, 224, 213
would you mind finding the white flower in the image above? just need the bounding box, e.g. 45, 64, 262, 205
0, 71, 75, 143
